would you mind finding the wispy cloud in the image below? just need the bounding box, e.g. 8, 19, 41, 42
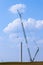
9, 4, 26, 13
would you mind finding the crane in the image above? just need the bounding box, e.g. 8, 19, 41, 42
17, 10, 33, 62
17, 9, 39, 62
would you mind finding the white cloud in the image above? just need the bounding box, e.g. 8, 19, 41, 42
3, 18, 43, 33
35, 20, 43, 28
24, 18, 43, 30
3, 18, 21, 33
24, 18, 36, 29
25, 18, 43, 29
9, 4, 26, 13
3, 18, 27, 33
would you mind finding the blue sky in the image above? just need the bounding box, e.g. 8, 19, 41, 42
0, 0, 43, 62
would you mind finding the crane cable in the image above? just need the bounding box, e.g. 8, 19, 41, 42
27, 28, 39, 61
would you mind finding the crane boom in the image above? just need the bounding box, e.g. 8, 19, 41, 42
17, 10, 33, 62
